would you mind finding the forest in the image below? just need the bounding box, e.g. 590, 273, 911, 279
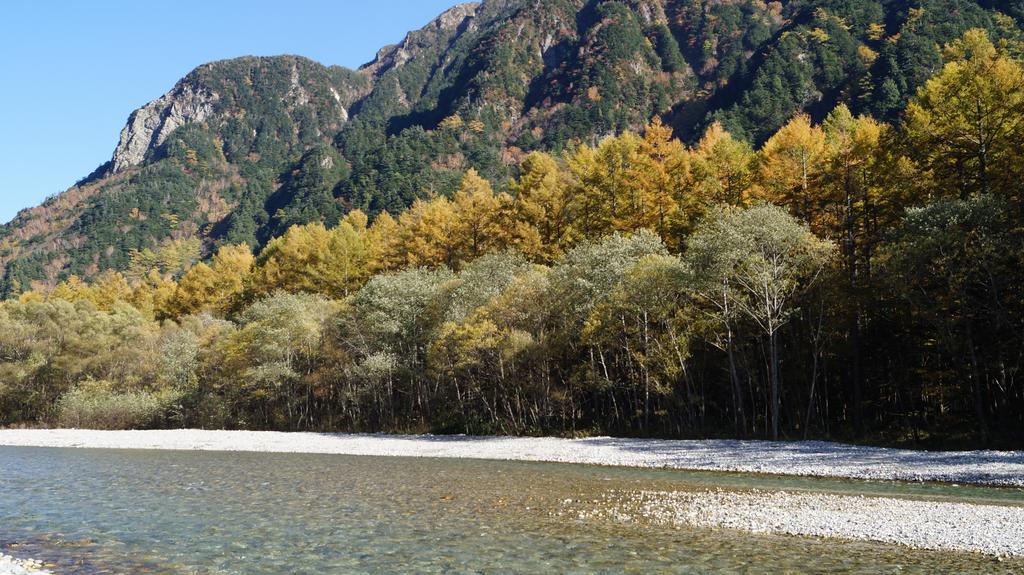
1, 29, 1022, 447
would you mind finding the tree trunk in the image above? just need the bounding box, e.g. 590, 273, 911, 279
770, 330, 780, 440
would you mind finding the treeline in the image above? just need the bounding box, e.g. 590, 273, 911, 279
2, 30, 1023, 445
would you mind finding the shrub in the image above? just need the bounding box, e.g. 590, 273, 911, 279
56, 382, 165, 430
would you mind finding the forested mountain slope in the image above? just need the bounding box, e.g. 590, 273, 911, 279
2, 0, 1021, 295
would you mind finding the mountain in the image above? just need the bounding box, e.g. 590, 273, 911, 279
2, 0, 1021, 295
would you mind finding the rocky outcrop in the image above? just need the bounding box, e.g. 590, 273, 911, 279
109, 80, 219, 173
361, 2, 481, 77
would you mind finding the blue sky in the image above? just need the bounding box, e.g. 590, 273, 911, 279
0, 0, 459, 224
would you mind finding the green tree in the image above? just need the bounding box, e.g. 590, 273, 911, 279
686, 205, 836, 439
216, 292, 339, 429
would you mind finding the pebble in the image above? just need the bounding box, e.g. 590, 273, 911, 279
0, 429, 1021, 486
577, 489, 1024, 557
0, 553, 52, 575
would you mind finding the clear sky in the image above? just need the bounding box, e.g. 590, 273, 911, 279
0, 0, 460, 224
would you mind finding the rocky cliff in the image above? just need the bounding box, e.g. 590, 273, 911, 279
111, 81, 219, 173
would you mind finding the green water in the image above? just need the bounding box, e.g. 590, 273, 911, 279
1, 446, 1022, 574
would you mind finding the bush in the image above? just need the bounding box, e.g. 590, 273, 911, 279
56, 383, 165, 430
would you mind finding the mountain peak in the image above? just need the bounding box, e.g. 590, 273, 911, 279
110, 77, 220, 174
108, 55, 360, 175
360, 2, 481, 77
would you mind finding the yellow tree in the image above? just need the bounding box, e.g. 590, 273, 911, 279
634, 118, 689, 248
758, 114, 828, 231
507, 152, 573, 262
171, 244, 255, 316
567, 134, 639, 238
170, 262, 219, 316
391, 195, 458, 269
689, 123, 758, 213
449, 169, 508, 265
905, 28, 1024, 200
569, 131, 679, 239
48, 275, 92, 304
130, 269, 179, 319
366, 211, 401, 272
247, 220, 371, 300
49, 271, 133, 311
821, 104, 919, 252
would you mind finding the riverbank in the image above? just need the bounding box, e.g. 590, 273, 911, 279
1, 428, 1022, 486
573, 489, 1024, 557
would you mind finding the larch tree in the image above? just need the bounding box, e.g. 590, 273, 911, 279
392, 196, 458, 269
634, 118, 689, 247
171, 244, 254, 317
905, 28, 1024, 200
247, 218, 371, 300
508, 152, 573, 262
758, 114, 828, 231
689, 123, 758, 211
449, 169, 508, 266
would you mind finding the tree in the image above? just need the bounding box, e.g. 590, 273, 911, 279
365, 211, 401, 272
0, 299, 161, 425
247, 215, 371, 300
389, 196, 458, 269
170, 244, 254, 317
819, 104, 913, 435
568, 131, 678, 241
449, 169, 509, 265
689, 123, 758, 212
549, 230, 669, 337
216, 292, 339, 429
881, 195, 1023, 443
758, 114, 828, 230
636, 119, 690, 248
686, 205, 835, 439
444, 252, 532, 323
581, 254, 692, 431
507, 152, 573, 261
48, 271, 133, 312
342, 267, 454, 426
130, 270, 179, 319
905, 29, 1024, 200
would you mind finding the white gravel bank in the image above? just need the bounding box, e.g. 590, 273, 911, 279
0, 554, 51, 575
1, 429, 1022, 486
580, 488, 1024, 556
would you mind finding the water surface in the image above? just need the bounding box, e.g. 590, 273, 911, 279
1, 446, 1022, 574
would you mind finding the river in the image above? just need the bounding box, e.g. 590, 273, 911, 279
1, 446, 1022, 573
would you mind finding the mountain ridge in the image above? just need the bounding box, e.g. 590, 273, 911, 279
2, 0, 1020, 295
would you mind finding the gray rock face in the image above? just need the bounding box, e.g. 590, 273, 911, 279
110, 81, 219, 173
361, 2, 480, 77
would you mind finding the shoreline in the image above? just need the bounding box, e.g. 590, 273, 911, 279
1, 428, 1022, 486
4, 429, 1024, 562
574, 488, 1024, 557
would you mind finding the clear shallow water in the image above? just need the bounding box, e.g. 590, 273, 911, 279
1, 447, 1022, 574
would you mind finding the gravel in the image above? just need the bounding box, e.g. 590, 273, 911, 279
577, 488, 1024, 557
1, 429, 1021, 486
0, 554, 51, 575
